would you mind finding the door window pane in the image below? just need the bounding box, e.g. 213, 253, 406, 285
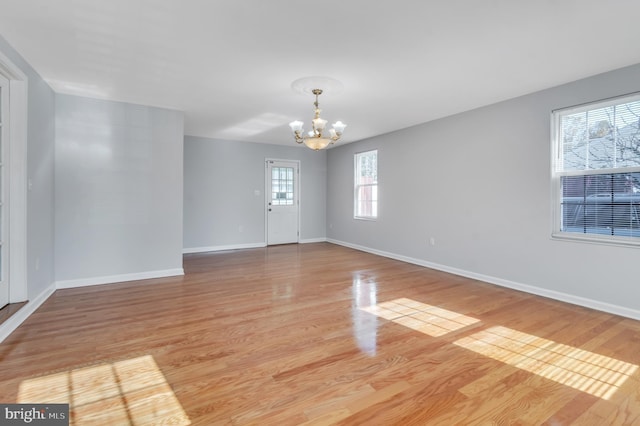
271, 167, 294, 205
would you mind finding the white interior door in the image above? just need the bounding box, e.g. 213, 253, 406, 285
0, 73, 9, 308
267, 160, 299, 245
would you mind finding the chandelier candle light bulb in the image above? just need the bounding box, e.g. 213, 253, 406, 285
289, 88, 347, 150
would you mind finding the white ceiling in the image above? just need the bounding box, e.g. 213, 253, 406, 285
1, 0, 640, 146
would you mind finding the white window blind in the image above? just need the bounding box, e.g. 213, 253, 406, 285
553, 94, 640, 244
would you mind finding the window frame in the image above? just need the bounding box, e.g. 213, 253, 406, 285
551, 92, 640, 247
354, 149, 378, 220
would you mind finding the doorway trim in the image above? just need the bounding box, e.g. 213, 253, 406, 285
0, 50, 28, 303
265, 158, 301, 245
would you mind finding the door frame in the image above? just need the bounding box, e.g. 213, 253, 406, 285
0, 50, 28, 303
265, 158, 301, 245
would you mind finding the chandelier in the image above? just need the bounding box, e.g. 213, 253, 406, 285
289, 88, 346, 150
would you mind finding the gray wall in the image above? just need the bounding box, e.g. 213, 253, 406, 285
55, 95, 184, 282
328, 63, 640, 314
184, 136, 327, 250
0, 35, 55, 301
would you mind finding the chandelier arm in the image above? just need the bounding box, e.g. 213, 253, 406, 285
292, 131, 304, 144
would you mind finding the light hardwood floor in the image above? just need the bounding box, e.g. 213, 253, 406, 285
0, 242, 639, 425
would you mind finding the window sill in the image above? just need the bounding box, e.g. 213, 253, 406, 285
354, 216, 377, 222
551, 231, 640, 248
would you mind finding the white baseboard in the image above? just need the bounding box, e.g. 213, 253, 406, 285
327, 238, 640, 321
300, 238, 327, 244
183, 242, 266, 254
0, 282, 56, 344
55, 268, 185, 289
182, 239, 327, 252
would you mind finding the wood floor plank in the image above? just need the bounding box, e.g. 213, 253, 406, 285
1, 242, 639, 425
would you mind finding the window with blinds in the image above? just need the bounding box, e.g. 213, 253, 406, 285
552, 93, 640, 245
354, 150, 378, 219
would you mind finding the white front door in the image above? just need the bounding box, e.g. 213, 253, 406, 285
266, 160, 299, 245
0, 73, 9, 308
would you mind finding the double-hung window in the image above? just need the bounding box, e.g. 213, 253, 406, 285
354, 150, 378, 219
552, 93, 640, 245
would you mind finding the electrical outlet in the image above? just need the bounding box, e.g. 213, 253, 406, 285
429, 237, 436, 246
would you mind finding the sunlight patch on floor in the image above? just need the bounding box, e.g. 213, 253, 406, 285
18, 355, 190, 425
361, 298, 638, 400
359, 297, 480, 337
454, 326, 638, 399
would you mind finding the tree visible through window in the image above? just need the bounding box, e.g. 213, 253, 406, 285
553, 94, 640, 243
354, 150, 378, 219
